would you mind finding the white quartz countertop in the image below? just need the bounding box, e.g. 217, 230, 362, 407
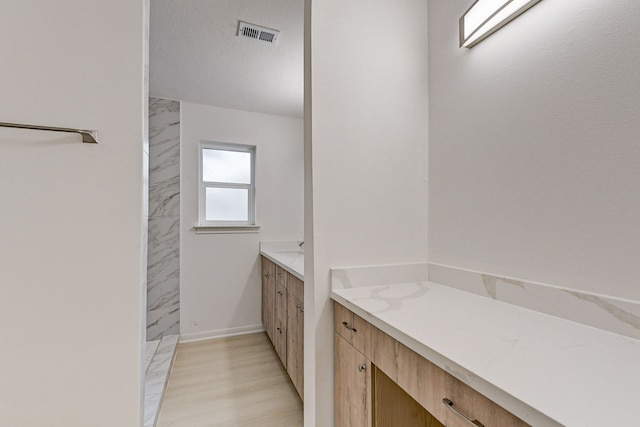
259, 241, 304, 280
331, 281, 640, 427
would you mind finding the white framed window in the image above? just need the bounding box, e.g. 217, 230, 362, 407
198, 141, 257, 230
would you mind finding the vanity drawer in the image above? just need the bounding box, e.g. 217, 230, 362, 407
334, 303, 371, 358
442, 373, 530, 427
398, 342, 450, 424
334, 303, 352, 341
371, 326, 529, 427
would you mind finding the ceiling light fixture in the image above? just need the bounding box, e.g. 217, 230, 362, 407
460, 0, 542, 48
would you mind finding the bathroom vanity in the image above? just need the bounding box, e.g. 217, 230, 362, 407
260, 242, 305, 400
256, 248, 640, 423
331, 279, 640, 426
334, 302, 527, 427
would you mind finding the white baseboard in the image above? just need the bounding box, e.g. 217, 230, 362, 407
179, 324, 265, 343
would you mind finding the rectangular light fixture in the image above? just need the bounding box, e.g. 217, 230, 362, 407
460, 0, 542, 48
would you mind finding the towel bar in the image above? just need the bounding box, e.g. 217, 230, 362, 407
0, 121, 99, 144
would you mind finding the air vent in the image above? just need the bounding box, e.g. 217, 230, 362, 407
238, 21, 280, 44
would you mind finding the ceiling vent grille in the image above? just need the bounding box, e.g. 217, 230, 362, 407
238, 21, 280, 44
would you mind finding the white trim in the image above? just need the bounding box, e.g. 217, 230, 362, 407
193, 225, 261, 234
179, 324, 265, 343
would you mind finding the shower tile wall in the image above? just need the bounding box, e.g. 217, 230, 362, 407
147, 97, 180, 341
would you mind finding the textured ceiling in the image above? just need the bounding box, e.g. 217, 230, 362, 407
150, 0, 304, 118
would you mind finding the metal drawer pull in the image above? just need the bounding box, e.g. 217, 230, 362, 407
342, 321, 357, 332
277, 291, 283, 296
442, 398, 484, 427
358, 364, 366, 372
264, 272, 271, 278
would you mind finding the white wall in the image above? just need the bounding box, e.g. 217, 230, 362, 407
305, 0, 429, 424
428, 0, 640, 300
180, 102, 303, 340
0, 1, 147, 426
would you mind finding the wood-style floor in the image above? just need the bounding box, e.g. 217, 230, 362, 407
156, 332, 303, 427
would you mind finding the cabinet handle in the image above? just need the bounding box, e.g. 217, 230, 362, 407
278, 273, 283, 278
264, 272, 271, 279
358, 364, 366, 372
342, 321, 357, 333
442, 398, 484, 427
277, 327, 283, 334
277, 291, 283, 296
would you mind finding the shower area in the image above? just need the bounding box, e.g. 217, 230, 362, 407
144, 97, 181, 427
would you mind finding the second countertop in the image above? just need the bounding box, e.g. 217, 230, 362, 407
331, 281, 640, 427
259, 241, 304, 280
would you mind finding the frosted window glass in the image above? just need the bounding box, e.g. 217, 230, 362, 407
202, 149, 251, 184
205, 188, 248, 221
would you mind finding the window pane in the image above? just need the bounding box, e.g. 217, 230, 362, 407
202, 148, 251, 184
205, 187, 248, 221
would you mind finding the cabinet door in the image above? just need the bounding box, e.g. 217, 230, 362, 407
335, 333, 371, 427
275, 265, 288, 287
261, 257, 276, 342
274, 282, 288, 368
287, 293, 304, 400
274, 317, 287, 368
275, 282, 288, 324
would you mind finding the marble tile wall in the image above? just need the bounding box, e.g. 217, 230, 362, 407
147, 97, 180, 341
429, 263, 640, 340
331, 263, 428, 290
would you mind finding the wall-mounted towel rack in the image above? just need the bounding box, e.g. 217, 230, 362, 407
0, 122, 99, 144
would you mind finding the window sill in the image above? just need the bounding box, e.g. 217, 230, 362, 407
193, 225, 261, 234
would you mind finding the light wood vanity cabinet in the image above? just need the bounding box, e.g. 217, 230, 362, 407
261, 256, 304, 401
334, 302, 530, 427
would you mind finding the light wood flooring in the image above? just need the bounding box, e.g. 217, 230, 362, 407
156, 332, 303, 427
